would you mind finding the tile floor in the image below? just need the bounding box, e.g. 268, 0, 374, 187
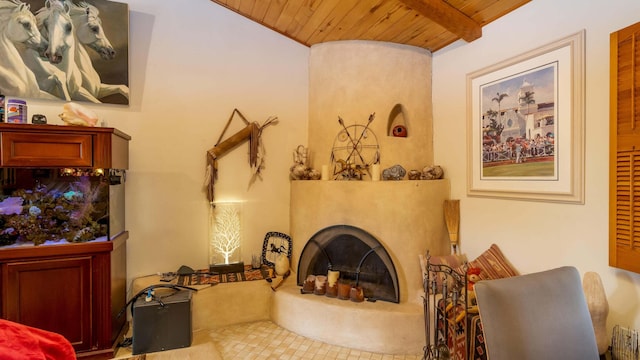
114, 320, 424, 360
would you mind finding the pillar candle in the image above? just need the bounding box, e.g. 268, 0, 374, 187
371, 164, 381, 181
327, 270, 340, 287
321, 165, 329, 181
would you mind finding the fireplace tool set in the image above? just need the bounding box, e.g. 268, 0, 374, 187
423, 257, 470, 360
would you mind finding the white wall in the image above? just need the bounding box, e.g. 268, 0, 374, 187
433, 0, 640, 331
19, 0, 640, 335
23, 0, 309, 290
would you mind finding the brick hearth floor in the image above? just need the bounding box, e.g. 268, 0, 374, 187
113, 320, 423, 359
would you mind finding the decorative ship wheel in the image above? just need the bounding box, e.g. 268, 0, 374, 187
330, 114, 380, 180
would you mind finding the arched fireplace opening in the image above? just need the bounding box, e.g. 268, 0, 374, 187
296, 224, 399, 303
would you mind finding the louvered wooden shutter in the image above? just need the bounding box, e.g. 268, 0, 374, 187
610, 22, 640, 273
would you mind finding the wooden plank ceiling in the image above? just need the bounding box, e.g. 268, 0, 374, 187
209, 0, 531, 52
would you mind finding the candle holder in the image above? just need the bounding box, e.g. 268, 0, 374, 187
338, 280, 351, 300
302, 275, 316, 293
314, 275, 327, 295
350, 285, 365, 302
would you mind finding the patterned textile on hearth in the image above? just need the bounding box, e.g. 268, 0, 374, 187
178, 265, 273, 286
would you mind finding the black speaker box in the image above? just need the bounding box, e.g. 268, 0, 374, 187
132, 289, 192, 355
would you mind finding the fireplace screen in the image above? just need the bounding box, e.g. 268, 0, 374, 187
297, 224, 399, 303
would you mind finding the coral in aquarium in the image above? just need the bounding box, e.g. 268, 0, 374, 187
0, 177, 108, 246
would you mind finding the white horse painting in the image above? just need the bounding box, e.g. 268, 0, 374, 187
66, 1, 128, 101
0, 0, 129, 104
0, 0, 57, 99
34, 0, 100, 102
17, 0, 74, 100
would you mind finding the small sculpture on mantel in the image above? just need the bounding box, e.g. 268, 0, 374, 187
289, 145, 320, 180
422, 165, 444, 180
382, 164, 406, 180
408, 165, 445, 180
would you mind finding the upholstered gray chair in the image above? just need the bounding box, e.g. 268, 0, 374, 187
474, 266, 599, 360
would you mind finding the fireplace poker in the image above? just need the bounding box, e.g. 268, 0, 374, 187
355, 245, 381, 287
270, 269, 291, 291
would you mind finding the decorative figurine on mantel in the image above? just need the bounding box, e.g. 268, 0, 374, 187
289, 145, 320, 180
382, 164, 406, 180
408, 165, 445, 180
330, 113, 380, 180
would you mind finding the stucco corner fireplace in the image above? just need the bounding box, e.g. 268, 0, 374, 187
271, 180, 450, 354
271, 40, 450, 355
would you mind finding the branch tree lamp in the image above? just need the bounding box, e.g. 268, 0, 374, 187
209, 202, 244, 272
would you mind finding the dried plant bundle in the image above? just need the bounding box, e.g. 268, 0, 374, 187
443, 200, 460, 252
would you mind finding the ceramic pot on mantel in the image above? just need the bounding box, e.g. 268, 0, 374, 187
275, 253, 290, 276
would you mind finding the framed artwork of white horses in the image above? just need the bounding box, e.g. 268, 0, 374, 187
0, 0, 129, 105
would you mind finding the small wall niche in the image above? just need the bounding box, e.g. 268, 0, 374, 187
387, 103, 408, 137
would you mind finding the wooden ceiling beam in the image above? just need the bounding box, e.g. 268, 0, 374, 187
398, 0, 482, 42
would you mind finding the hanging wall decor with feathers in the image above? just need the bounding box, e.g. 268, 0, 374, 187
204, 109, 278, 202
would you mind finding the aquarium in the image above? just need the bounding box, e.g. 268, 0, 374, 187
0, 168, 119, 247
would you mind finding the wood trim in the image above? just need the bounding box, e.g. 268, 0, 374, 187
398, 0, 482, 42
0, 240, 113, 262
610, 29, 620, 268
209, 0, 530, 52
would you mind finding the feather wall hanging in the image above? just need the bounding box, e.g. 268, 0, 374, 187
204, 109, 278, 202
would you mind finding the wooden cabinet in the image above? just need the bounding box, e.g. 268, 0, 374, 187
0, 123, 130, 169
610, 22, 640, 274
0, 124, 130, 358
0, 236, 128, 356
4, 256, 92, 350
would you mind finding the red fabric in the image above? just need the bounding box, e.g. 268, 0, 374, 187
0, 319, 76, 360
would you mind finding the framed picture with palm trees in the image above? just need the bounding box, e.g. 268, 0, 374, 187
466, 30, 585, 204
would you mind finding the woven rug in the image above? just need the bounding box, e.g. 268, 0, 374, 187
177, 265, 273, 286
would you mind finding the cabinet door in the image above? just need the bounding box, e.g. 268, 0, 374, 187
610, 21, 640, 273
3, 257, 92, 352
